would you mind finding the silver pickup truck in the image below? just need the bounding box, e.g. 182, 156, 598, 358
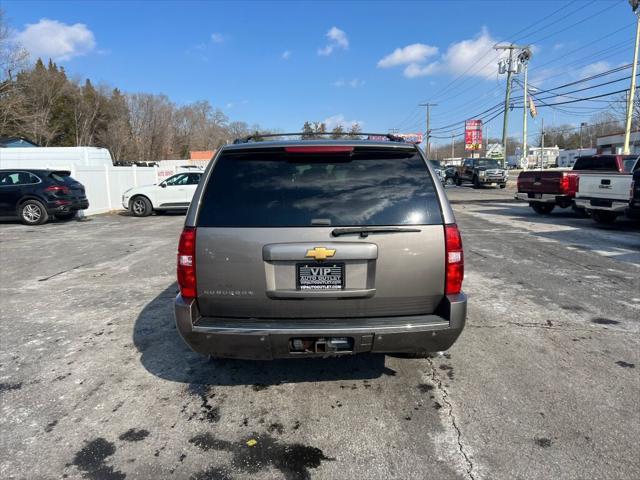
574, 156, 639, 224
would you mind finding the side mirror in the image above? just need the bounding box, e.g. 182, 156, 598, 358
160, 183, 167, 188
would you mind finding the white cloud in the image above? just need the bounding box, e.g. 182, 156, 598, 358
377, 43, 438, 68
281, 50, 291, 60
403, 62, 440, 78
379, 29, 508, 80
324, 114, 363, 130
580, 61, 610, 78
327, 27, 348, 48
15, 18, 96, 61
318, 26, 348, 56
211, 32, 224, 43
332, 78, 365, 88
441, 28, 501, 79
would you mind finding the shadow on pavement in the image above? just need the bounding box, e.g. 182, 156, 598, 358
134, 283, 394, 386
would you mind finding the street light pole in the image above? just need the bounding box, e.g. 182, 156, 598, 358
623, 1, 640, 154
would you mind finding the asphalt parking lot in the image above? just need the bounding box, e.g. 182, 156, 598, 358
1, 187, 639, 480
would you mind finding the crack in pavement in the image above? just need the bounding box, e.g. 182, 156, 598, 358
38, 263, 94, 282
426, 357, 477, 480
468, 323, 635, 335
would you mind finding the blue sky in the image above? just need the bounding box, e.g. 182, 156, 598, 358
3, 0, 635, 141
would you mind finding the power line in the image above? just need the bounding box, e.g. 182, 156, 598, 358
430, 65, 634, 134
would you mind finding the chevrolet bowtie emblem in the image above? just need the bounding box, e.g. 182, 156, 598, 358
305, 247, 336, 261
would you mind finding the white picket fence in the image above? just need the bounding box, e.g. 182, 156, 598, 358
65, 164, 183, 215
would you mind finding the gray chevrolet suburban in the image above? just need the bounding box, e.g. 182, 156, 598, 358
174, 134, 467, 360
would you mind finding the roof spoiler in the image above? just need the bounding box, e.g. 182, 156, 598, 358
232, 132, 407, 144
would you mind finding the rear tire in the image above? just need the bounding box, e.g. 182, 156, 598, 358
472, 176, 481, 189
19, 199, 48, 225
130, 196, 152, 217
531, 203, 555, 215
455, 175, 462, 186
55, 210, 77, 221
590, 210, 617, 224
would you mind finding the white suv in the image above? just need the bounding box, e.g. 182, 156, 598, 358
122, 171, 203, 217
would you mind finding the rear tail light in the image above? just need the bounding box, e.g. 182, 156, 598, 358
559, 173, 569, 194
177, 227, 197, 300
44, 185, 70, 195
444, 224, 464, 295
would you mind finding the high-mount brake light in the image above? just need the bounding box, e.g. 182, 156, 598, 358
284, 146, 354, 154
177, 227, 197, 300
444, 224, 464, 295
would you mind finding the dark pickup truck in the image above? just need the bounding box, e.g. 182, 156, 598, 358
515, 154, 638, 214
455, 158, 508, 188
627, 168, 640, 220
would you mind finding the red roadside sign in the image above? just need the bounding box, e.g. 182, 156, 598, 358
465, 120, 483, 151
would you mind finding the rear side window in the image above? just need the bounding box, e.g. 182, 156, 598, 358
622, 157, 638, 173
0, 172, 40, 185
197, 147, 442, 227
573, 156, 618, 171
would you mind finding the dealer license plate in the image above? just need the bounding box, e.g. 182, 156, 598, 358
296, 263, 345, 290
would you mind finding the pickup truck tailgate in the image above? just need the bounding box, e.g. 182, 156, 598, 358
517, 171, 567, 194
576, 173, 633, 202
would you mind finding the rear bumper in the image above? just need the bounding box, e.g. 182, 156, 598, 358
46, 198, 89, 213
514, 192, 568, 204
174, 293, 467, 360
574, 197, 627, 212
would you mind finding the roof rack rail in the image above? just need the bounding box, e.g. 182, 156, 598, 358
232, 132, 407, 144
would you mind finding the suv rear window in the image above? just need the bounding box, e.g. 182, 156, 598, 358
197, 147, 442, 227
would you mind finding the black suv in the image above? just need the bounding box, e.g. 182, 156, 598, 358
0, 169, 89, 225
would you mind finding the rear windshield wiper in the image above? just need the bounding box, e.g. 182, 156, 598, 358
331, 226, 421, 238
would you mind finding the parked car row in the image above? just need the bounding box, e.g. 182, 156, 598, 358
515, 154, 640, 224
0, 168, 206, 225
0, 169, 89, 225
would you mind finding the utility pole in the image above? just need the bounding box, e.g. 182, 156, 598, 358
624, 0, 640, 154
495, 43, 530, 169
540, 117, 545, 170
451, 133, 455, 159
419, 103, 437, 159
519, 48, 532, 171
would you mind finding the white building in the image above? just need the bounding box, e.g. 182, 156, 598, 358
557, 148, 597, 168
596, 131, 640, 155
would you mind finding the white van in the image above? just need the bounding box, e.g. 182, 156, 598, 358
0, 147, 113, 169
